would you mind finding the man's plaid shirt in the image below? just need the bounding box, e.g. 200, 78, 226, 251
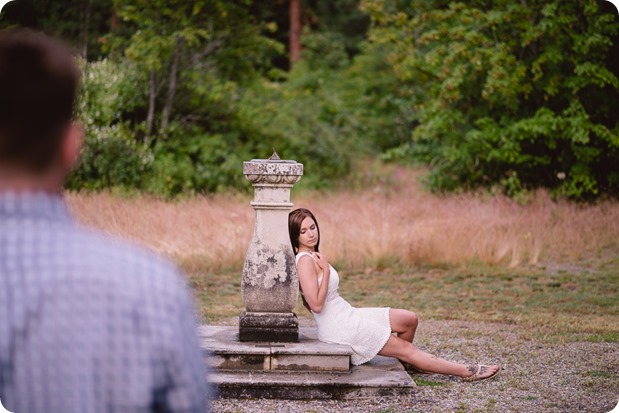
0, 192, 209, 412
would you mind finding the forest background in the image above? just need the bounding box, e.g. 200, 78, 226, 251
2, 0, 618, 200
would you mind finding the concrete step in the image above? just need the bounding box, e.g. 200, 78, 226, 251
199, 325, 416, 399
199, 326, 353, 372
209, 355, 416, 399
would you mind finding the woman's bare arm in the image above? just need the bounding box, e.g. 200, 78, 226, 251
297, 254, 330, 313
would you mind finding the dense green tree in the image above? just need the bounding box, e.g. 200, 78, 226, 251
66, 0, 360, 195
6, 0, 617, 200
0, 0, 114, 60
304, 0, 370, 57
364, 0, 619, 199
108, 0, 281, 135
248, 0, 369, 71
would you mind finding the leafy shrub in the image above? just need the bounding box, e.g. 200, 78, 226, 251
364, 0, 619, 199
237, 72, 354, 189
68, 59, 152, 191
144, 125, 251, 196
67, 124, 153, 191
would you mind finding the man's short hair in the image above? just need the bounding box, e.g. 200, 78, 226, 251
0, 30, 80, 173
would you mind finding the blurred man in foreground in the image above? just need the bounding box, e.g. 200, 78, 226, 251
0, 30, 209, 412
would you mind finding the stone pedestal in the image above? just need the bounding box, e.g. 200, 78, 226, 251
239, 312, 299, 343
199, 325, 417, 399
239, 153, 303, 342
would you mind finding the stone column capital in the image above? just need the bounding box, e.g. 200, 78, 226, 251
243, 158, 303, 187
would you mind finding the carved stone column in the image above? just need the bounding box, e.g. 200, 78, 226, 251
239, 152, 303, 342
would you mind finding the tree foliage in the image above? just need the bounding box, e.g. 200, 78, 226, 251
0, 0, 114, 60
65, 0, 363, 196
364, 0, 619, 199
3, 0, 619, 199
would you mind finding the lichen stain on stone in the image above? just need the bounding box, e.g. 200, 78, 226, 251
284, 249, 297, 283
243, 242, 293, 290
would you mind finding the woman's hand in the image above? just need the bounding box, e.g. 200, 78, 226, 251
297, 253, 330, 313
313, 252, 329, 273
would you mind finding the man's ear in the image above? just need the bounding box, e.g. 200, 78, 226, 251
60, 122, 84, 172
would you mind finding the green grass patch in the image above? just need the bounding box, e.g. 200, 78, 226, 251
586, 370, 613, 378
586, 333, 619, 343
411, 376, 449, 387
182, 257, 619, 336
187, 270, 244, 324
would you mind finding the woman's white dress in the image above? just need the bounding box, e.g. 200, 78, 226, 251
296, 252, 391, 365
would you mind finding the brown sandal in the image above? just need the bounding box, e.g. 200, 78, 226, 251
462, 365, 501, 382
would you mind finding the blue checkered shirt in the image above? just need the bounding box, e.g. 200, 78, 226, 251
0, 192, 209, 413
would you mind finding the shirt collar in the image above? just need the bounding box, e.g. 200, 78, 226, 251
0, 191, 72, 223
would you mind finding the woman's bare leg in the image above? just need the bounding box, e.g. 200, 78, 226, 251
379, 335, 499, 379
389, 309, 418, 343
380, 334, 469, 376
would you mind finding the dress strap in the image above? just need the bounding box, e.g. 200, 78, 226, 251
295, 251, 316, 264
295, 252, 323, 286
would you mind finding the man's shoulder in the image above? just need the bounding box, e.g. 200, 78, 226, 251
73, 225, 170, 263
63, 225, 184, 293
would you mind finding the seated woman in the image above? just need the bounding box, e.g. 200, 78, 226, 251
288, 208, 501, 381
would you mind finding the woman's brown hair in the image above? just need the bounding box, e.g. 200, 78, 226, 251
288, 208, 320, 253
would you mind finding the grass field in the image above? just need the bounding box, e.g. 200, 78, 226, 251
67, 166, 619, 339
191, 261, 619, 341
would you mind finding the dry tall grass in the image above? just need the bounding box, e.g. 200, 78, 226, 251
66, 168, 619, 271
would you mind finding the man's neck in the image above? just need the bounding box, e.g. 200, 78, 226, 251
0, 169, 64, 194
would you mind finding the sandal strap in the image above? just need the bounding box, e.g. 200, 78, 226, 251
462, 365, 501, 382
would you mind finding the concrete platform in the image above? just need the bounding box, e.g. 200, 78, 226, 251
199, 325, 416, 399
199, 325, 353, 372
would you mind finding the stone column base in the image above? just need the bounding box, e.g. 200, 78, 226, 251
239, 311, 299, 342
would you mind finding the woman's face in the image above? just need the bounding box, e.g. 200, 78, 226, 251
298, 216, 319, 251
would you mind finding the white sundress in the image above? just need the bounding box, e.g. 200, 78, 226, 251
296, 252, 392, 365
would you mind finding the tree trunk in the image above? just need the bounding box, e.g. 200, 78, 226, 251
289, 0, 301, 68
146, 69, 156, 136
161, 37, 182, 132
110, 3, 119, 30
80, 0, 93, 59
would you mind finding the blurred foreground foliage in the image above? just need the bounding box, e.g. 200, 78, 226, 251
2, 0, 617, 199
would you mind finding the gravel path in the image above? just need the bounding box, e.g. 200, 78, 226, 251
210, 319, 618, 413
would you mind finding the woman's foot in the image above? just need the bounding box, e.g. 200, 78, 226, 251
461, 365, 501, 382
